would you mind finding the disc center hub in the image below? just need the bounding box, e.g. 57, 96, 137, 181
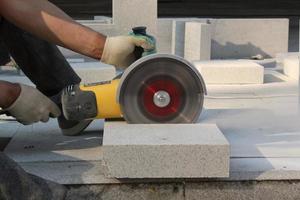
153, 90, 171, 108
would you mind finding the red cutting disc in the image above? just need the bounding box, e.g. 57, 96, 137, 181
141, 77, 183, 117
117, 54, 206, 124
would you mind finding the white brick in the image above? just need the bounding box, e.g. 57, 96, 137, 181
282, 57, 300, 80
103, 122, 230, 178
194, 60, 264, 84
184, 22, 211, 61
157, 19, 173, 53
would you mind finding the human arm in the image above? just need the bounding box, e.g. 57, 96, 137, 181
0, 0, 106, 59
0, 0, 156, 68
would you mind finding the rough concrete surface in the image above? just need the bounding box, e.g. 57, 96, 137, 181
186, 181, 300, 200
64, 180, 300, 200
66, 184, 183, 200
103, 123, 229, 178
194, 60, 264, 84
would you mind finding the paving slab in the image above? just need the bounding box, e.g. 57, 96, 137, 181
4, 120, 104, 162
103, 122, 230, 179
194, 60, 264, 84
1, 71, 300, 184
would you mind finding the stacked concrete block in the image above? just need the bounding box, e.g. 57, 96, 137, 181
171, 20, 186, 57
193, 60, 264, 84
209, 19, 289, 59
171, 19, 207, 57
282, 56, 300, 81
113, 0, 157, 36
184, 22, 211, 61
157, 19, 174, 53
103, 122, 230, 178
276, 52, 299, 68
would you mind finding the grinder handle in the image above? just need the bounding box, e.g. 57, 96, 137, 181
132, 26, 147, 60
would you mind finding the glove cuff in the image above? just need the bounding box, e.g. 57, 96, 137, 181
100, 37, 112, 64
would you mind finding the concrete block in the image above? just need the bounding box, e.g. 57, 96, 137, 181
194, 60, 264, 84
239, 58, 277, 68
113, 0, 157, 36
184, 22, 211, 61
103, 122, 230, 178
276, 52, 299, 68
171, 18, 208, 57
70, 62, 116, 84
157, 19, 174, 53
209, 19, 289, 59
282, 56, 300, 80
171, 20, 186, 57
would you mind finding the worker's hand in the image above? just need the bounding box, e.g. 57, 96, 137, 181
3, 84, 61, 125
101, 33, 156, 69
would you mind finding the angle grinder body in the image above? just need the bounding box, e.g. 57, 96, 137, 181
61, 54, 207, 124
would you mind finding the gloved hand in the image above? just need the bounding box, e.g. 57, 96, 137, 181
4, 84, 61, 125
101, 33, 156, 69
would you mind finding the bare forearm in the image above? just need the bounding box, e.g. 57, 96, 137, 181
0, 0, 106, 59
0, 81, 20, 109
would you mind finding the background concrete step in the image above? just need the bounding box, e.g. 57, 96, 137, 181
194, 60, 264, 84
103, 122, 230, 179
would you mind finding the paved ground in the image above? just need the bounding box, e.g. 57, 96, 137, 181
0, 65, 299, 185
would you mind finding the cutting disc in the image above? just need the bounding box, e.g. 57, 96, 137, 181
117, 54, 206, 124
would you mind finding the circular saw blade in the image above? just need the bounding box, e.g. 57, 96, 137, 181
117, 54, 206, 124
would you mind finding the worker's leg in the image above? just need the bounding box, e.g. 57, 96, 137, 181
0, 19, 90, 136
0, 38, 10, 65
0, 19, 81, 97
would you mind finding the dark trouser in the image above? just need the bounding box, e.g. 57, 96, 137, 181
0, 38, 10, 65
0, 19, 81, 97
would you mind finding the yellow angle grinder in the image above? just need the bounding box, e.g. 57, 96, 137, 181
61, 29, 207, 124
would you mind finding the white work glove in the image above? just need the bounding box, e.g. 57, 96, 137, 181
101, 33, 156, 69
4, 84, 61, 125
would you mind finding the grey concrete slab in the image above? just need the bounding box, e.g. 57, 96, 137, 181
103, 122, 230, 178
0, 121, 20, 138
4, 119, 104, 162
1, 72, 300, 184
